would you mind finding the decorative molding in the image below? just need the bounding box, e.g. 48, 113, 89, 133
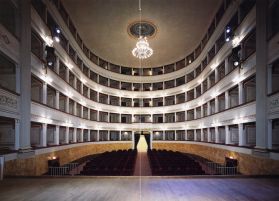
0, 31, 10, 45
269, 96, 279, 110
0, 95, 17, 109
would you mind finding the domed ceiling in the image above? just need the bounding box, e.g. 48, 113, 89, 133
62, 0, 222, 68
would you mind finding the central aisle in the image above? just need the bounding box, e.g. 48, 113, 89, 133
133, 135, 152, 176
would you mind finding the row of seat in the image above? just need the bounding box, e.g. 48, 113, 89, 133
80, 149, 137, 176
148, 149, 205, 175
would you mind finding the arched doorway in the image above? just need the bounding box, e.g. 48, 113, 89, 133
134, 131, 151, 151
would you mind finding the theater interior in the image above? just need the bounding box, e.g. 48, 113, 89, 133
0, 0, 279, 200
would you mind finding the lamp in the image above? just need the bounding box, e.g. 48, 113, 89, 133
53, 26, 61, 42
225, 26, 233, 42
48, 156, 60, 167
45, 46, 56, 67
231, 45, 241, 67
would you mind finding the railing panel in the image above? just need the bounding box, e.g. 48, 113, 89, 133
206, 162, 238, 175
49, 163, 80, 176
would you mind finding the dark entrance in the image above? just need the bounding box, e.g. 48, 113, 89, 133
134, 131, 151, 150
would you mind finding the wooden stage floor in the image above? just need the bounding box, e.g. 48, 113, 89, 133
0, 177, 279, 201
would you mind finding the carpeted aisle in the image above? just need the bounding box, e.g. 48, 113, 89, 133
133, 152, 152, 176
133, 135, 152, 176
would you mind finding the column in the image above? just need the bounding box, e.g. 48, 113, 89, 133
65, 127, 69, 144
163, 130, 166, 140
200, 82, 204, 94
66, 97, 69, 113
194, 108, 197, 119
119, 131, 122, 141
54, 125, 59, 145
14, 119, 20, 150
42, 82, 47, 104
201, 106, 204, 118
40, 123, 47, 147
96, 111, 100, 121
87, 88, 91, 99
201, 129, 204, 142
74, 102, 77, 116
73, 128, 77, 143
215, 68, 219, 83
174, 131, 177, 141
81, 105, 84, 118
87, 130, 91, 142
80, 129, 84, 142
215, 97, 219, 113
55, 91, 59, 110
215, 127, 219, 143
267, 120, 272, 149
97, 130, 100, 142
207, 102, 211, 115
19, 0, 31, 151
150, 132, 153, 149
73, 76, 77, 89
207, 77, 210, 89
238, 123, 246, 146
256, 0, 268, 149
238, 82, 243, 105
194, 88, 197, 99
97, 92, 99, 103
185, 130, 188, 141
132, 131, 135, 149
15, 66, 20, 94
55, 57, 60, 73
81, 83, 83, 96
267, 64, 273, 94
224, 57, 229, 75
225, 91, 229, 109
66, 68, 69, 83
107, 131, 110, 141
207, 128, 211, 142
225, 125, 230, 144
194, 130, 197, 141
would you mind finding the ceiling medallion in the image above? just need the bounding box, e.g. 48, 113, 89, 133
129, 21, 156, 38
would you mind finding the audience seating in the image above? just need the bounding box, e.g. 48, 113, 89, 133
148, 149, 205, 175
80, 149, 137, 176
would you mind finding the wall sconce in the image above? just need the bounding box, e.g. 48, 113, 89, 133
53, 27, 61, 43
225, 156, 238, 167
48, 156, 60, 167
225, 26, 234, 42
232, 45, 242, 68
45, 46, 56, 67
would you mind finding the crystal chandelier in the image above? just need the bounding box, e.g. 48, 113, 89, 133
132, 36, 153, 59
132, 0, 153, 59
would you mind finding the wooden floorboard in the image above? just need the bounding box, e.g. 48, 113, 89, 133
0, 177, 279, 201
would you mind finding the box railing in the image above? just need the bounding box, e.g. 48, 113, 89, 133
49, 162, 79, 176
